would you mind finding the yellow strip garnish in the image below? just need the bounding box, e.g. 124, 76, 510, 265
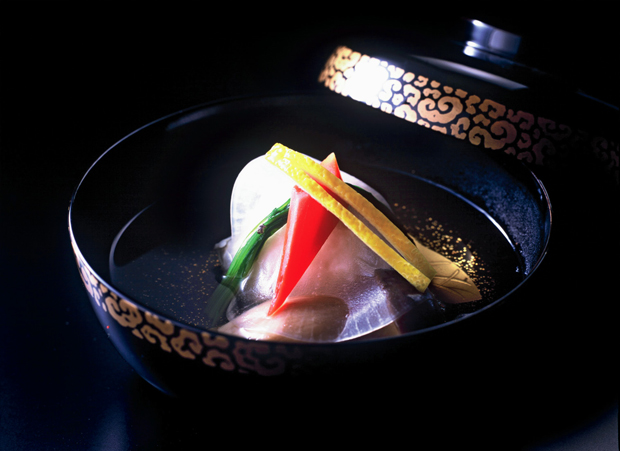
265, 143, 436, 292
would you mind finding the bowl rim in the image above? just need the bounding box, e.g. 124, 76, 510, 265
68, 92, 553, 349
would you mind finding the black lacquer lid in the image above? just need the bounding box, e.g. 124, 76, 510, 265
316, 18, 619, 185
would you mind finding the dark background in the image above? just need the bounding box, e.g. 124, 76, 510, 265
1, 3, 617, 450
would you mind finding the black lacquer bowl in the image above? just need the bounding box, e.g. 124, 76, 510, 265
69, 91, 554, 398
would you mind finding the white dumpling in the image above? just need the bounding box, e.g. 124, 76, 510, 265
219, 156, 389, 269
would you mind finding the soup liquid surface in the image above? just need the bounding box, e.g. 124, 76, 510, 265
110, 169, 525, 333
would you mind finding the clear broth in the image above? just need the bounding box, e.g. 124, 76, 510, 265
109, 166, 525, 334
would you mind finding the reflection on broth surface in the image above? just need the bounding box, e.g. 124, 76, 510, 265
110, 160, 524, 341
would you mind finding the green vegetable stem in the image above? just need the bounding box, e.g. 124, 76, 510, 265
204, 198, 290, 328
